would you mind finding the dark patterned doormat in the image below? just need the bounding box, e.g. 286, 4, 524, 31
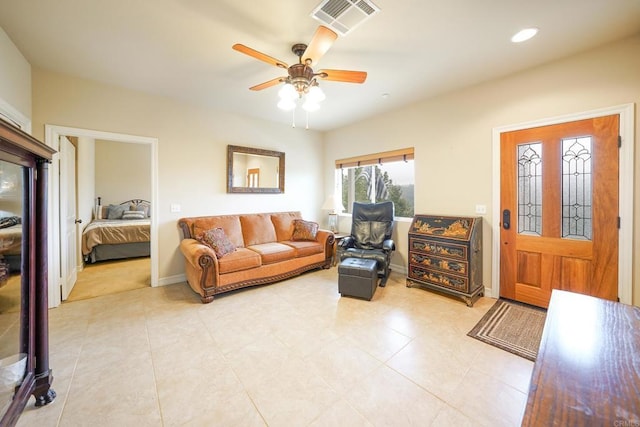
467, 299, 547, 361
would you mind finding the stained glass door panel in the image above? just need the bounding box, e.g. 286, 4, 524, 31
500, 115, 619, 308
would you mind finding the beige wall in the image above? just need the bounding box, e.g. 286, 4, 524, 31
324, 34, 640, 306
31, 69, 324, 283
0, 26, 30, 121
95, 139, 151, 204
10, 29, 639, 304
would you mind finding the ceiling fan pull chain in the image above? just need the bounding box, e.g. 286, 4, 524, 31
306, 111, 309, 130
292, 108, 296, 128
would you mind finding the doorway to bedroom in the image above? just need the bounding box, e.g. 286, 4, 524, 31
69, 138, 152, 301
45, 125, 158, 308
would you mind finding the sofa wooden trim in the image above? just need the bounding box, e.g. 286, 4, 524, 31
178, 212, 334, 303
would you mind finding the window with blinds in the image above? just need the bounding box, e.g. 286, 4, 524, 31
335, 148, 414, 218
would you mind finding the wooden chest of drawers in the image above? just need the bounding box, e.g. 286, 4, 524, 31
406, 215, 483, 306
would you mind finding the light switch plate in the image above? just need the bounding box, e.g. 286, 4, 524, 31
170, 203, 181, 213
475, 204, 487, 214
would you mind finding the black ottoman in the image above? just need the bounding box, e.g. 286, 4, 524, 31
338, 258, 378, 300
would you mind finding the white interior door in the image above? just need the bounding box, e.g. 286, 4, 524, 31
60, 136, 78, 300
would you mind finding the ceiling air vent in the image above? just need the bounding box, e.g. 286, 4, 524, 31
310, 0, 380, 36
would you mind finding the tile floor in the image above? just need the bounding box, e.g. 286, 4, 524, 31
17, 268, 533, 426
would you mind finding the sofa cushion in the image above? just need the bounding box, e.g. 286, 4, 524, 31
217, 247, 262, 274
193, 216, 244, 248
240, 214, 277, 246
291, 219, 319, 241
246, 242, 296, 264
282, 240, 324, 258
271, 212, 301, 242
197, 227, 236, 258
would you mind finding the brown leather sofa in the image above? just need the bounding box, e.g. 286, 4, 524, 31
178, 212, 334, 303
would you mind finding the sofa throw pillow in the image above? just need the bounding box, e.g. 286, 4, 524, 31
291, 219, 319, 241
198, 227, 236, 258
122, 210, 146, 220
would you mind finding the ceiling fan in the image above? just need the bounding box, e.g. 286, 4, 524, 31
232, 26, 367, 112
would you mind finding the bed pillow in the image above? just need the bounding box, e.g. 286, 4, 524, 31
197, 228, 236, 258
94, 205, 108, 219
131, 203, 150, 217
107, 204, 126, 219
291, 219, 319, 241
137, 205, 150, 217
122, 210, 146, 220
0, 216, 20, 229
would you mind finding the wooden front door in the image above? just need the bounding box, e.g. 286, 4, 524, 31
500, 115, 619, 308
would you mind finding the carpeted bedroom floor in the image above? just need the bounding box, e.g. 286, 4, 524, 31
66, 257, 150, 302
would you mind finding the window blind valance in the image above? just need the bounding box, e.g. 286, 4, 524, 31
335, 148, 414, 169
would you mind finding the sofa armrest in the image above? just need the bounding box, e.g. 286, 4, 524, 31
316, 229, 335, 251
179, 238, 219, 303
179, 238, 218, 267
314, 229, 335, 260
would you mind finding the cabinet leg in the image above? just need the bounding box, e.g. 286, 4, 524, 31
34, 388, 56, 407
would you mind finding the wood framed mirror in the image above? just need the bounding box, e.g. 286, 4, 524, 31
227, 145, 285, 193
0, 118, 56, 426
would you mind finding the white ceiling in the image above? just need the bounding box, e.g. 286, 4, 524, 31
1, 0, 639, 131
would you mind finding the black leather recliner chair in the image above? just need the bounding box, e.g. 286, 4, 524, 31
339, 201, 395, 286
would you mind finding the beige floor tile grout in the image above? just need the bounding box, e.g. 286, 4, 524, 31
145, 312, 166, 427
16, 265, 532, 427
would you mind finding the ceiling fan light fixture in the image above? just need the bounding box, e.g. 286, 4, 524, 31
277, 98, 297, 111
233, 24, 367, 127
278, 83, 297, 100
307, 85, 326, 103
302, 100, 321, 112
511, 28, 539, 43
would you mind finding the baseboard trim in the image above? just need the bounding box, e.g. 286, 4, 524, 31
390, 262, 407, 276
156, 274, 186, 287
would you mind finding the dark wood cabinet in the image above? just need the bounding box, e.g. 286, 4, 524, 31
0, 118, 56, 426
406, 215, 483, 306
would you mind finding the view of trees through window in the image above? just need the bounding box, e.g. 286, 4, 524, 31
339, 160, 415, 218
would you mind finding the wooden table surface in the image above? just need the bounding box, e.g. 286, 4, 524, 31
522, 290, 640, 426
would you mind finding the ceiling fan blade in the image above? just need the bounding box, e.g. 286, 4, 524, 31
249, 77, 286, 91
302, 26, 338, 66
232, 44, 288, 69
317, 69, 367, 84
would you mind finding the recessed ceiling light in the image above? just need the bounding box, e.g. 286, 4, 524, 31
511, 28, 538, 43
